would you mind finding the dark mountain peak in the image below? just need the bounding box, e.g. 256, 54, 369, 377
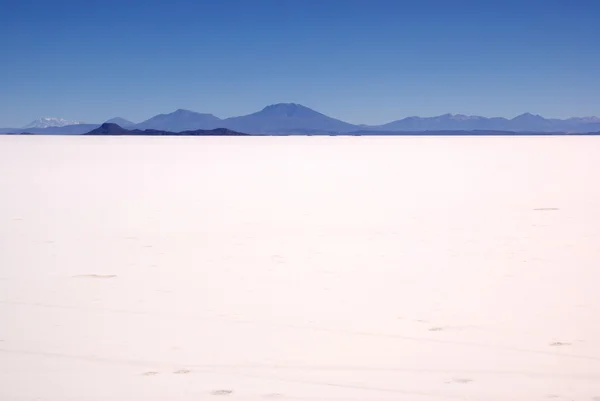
173, 108, 194, 114
170, 108, 216, 117
151, 109, 217, 119
513, 112, 544, 121
434, 113, 482, 120
262, 102, 302, 111
259, 103, 316, 117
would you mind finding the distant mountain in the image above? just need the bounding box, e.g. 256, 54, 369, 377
23, 117, 85, 129
221, 103, 359, 134
86, 123, 132, 135
374, 114, 488, 131
3, 106, 600, 134
0, 124, 99, 135
509, 113, 556, 131
567, 116, 600, 124
105, 117, 135, 127
370, 113, 600, 133
373, 114, 512, 131
134, 109, 222, 131
348, 130, 579, 136
85, 123, 247, 136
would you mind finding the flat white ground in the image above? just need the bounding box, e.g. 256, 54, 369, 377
1, 136, 600, 401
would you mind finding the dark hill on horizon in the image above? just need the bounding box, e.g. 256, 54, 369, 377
85, 123, 248, 136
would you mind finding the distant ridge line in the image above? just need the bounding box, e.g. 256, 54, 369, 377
2, 103, 600, 134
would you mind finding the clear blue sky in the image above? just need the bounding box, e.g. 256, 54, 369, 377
1, 0, 599, 127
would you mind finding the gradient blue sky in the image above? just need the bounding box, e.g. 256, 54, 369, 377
1, 0, 599, 127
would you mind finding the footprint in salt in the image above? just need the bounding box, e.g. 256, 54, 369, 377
452, 378, 473, 384
142, 371, 159, 376
211, 389, 233, 396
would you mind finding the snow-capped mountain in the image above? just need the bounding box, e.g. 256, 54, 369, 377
23, 117, 85, 129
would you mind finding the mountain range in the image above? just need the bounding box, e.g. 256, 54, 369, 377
2, 104, 600, 135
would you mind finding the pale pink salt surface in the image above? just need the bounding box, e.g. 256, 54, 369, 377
1, 135, 599, 401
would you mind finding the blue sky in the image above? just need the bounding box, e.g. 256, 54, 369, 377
1, 0, 599, 127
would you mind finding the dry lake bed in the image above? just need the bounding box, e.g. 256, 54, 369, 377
1, 135, 600, 401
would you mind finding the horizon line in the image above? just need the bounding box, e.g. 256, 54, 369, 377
9, 103, 600, 128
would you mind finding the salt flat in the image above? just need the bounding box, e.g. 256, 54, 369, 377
1, 135, 600, 401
